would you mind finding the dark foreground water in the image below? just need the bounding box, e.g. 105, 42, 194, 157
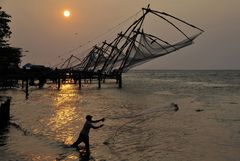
0, 70, 240, 161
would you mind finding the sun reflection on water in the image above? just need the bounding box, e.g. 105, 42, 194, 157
48, 84, 83, 144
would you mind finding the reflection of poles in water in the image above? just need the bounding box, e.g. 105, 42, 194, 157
103, 103, 179, 145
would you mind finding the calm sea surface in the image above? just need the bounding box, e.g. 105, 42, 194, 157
0, 70, 240, 161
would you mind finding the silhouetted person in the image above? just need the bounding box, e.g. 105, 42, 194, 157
71, 115, 104, 154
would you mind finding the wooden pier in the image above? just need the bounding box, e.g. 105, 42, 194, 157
54, 69, 123, 90
0, 67, 123, 98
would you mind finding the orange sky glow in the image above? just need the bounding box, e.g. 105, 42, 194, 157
1, 0, 240, 69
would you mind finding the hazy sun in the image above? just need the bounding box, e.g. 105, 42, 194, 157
63, 10, 71, 17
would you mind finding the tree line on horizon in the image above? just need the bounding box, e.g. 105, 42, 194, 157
0, 6, 22, 88
0, 6, 22, 75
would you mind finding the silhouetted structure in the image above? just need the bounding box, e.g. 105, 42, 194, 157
54, 5, 203, 87
0, 5, 203, 92
0, 96, 11, 128
57, 6, 204, 76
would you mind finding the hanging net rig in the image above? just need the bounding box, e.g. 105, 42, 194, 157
57, 5, 204, 78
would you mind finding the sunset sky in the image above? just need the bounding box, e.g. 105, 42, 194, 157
1, 0, 240, 69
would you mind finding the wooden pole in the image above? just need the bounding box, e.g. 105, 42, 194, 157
98, 71, 101, 89
21, 79, 24, 89
78, 73, 81, 90
25, 78, 29, 99
118, 74, 122, 89
103, 73, 106, 83
90, 73, 92, 84
57, 78, 61, 90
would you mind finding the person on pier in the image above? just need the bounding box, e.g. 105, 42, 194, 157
71, 115, 105, 154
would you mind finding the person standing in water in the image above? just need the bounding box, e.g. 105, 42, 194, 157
71, 115, 105, 154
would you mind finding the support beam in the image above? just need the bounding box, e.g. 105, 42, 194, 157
21, 79, 24, 89
78, 73, 82, 90
118, 74, 122, 89
25, 78, 29, 99
57, 78, 61, 90
98, 71, 101, 89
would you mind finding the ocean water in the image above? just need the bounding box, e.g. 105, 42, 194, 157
0, 70, 240, 161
